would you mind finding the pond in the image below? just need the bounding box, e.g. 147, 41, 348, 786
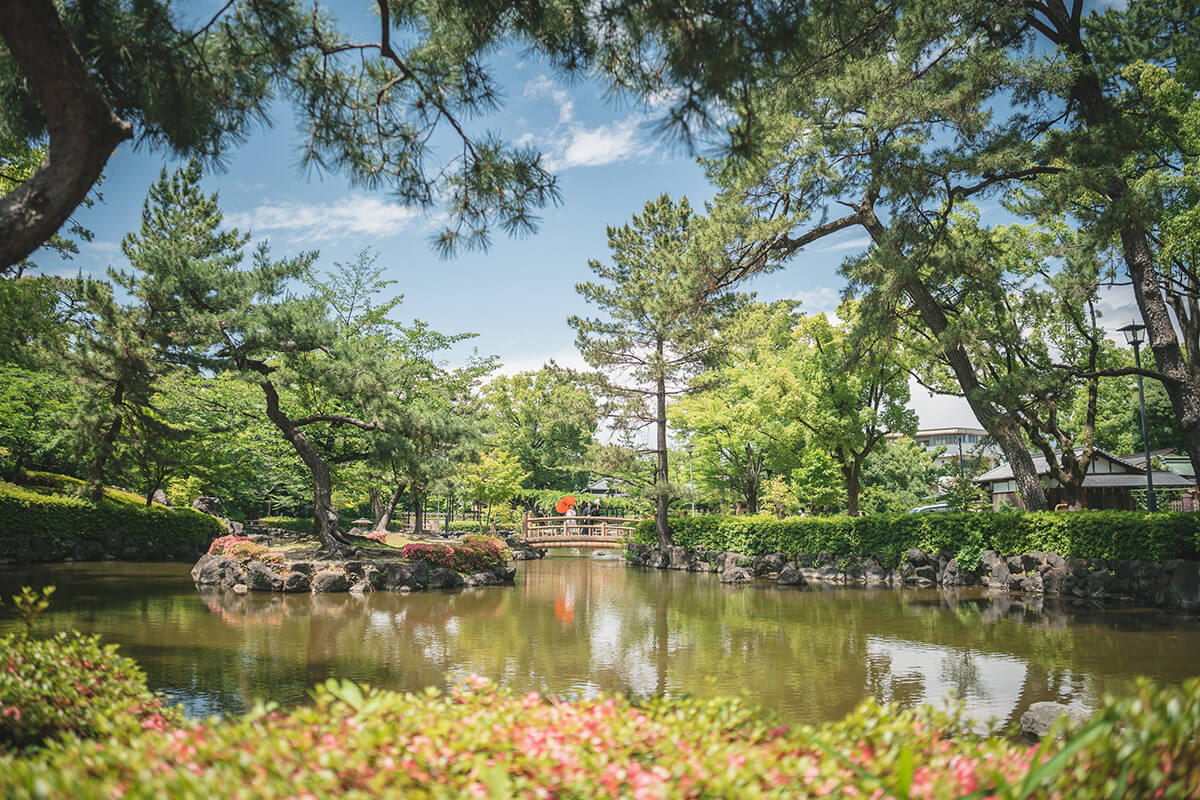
2, 555, 1198, 728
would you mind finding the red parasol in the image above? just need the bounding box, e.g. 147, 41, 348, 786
555, 495, 577, 514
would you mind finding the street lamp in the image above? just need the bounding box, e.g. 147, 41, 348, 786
1118, 321, 1157, 512
686, 443, 695, 516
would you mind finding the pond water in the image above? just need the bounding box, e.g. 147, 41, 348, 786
2, 556, 1198, 728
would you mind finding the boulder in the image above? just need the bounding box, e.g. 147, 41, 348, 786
232, 583, 249, 594
151, 488, 172, 506
464, 570, 504, 586
904, 564, 937, 586
349, 579, 373, 594
904, 548, 930, 568
864, 562, 892, 584
719, 566, 753, 584
939, 557, 980, 588
777, 564, 807, 587
283, 571, 311, 593
1014, 572, 1044, 594
246, 561, 285, 592
1165, 560, 1200, 610
428, 567, 464, 590
1020, 702, 1090, 740
982, 550, 1010, 588
667, 546, 691, 570
752, 553, 789, 576
1041, 568, 1069, 596
1021, 551, 1048, 573
718, 552, 748, 573
312, 570, 350, 593
289, 561, 315, 576
815, 564, 844, 583
192, 496, 224, 516
191, 554, 248, 589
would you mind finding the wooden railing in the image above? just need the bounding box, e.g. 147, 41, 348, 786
520, 513, 640, 548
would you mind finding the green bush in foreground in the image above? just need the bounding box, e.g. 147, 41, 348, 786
0, 674, 1197, 798
0, 630, 180, 753
636, 511, 1200, 564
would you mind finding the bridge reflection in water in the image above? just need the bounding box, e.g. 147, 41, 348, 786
520, 514, 639, 548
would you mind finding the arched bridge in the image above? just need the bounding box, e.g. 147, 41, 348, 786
520, 514, 639, 548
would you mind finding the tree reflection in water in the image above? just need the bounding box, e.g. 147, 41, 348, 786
1, 558, 1197, 726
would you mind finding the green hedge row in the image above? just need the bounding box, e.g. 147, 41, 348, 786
446, 520, 518, 534
635, 511, 1200, 563
0, 481, 223, 560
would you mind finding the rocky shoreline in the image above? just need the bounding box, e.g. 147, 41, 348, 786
624, 543, 1200, 610
191, 553, 517, 594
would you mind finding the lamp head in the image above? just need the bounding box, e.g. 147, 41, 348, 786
1118, 321, 1146, 346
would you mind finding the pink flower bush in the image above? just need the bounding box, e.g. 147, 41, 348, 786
401, 538, 508, 572
207, 536, 286, 570
4, 675, 1199, 797
363, 530, 388, 543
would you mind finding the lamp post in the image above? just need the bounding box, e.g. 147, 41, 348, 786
686, 444, 695, 516
1119, 322, 1157, 512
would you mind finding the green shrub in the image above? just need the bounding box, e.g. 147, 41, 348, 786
0, 481, 224, 560
253, 516, 314, 533
0, 630, 180, 752
0, 675, 1197, 798
635, 511, 1200, 563
447, 519, 517, 533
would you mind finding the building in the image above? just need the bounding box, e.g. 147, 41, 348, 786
885, 427, 1004, 472
973, 447, 1195, 510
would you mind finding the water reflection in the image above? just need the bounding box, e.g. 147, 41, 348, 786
1, 557, 1197, 726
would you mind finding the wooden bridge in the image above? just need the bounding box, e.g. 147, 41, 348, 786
520, 514, 640, 548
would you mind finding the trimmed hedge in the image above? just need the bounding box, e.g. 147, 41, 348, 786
1, 674, 1197, 798
447, 520, 518, 533
635, 511, 1200, 563
0, 481, 223, 560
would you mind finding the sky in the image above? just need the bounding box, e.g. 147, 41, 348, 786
34, 1, 1142, 432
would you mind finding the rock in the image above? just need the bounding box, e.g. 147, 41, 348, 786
1165, 560, 1200, 610
777, 564, 807, 586
312, 570, 350, 593
349, 579, 373, 594
246, 561, 285, 592
983, 552, 1010, 588
719, 566, 753, 583
904, 564, 937, 585
73, 539, 105, 562
232, 583, 249, 594
1041, 568, 1069, 596
1005, 555, 1024, 573
646, 547, 671, 569
246, 534, 273, 546
289, 561, 315, 576
939, 557, 980, 588
717, 552, 747, 573
904, 548, 930, 568
667, 546, 691, 570
283, 571, 311, 593
151, 488, 172, 506
428, 567, 464, 590
815, 564, 844, 583
752, 553, 788, 576
464, 570, 503, 586
191, 553, 248, 589
864, 562, 892, 584
1015, 572, 1044, 594
192, 496, 224, 516
1021, 551, 1048, 573
364, 566, 384, 590
1020, 702, 1090, 740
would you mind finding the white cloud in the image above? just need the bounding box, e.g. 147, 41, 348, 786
791, 285, 843, 314
522, 73, 655, 171
225, 194, 423, 242
545, 117, 649, 171
809, 235, 872, 253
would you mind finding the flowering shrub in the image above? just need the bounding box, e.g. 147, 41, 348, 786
363, 530, 388, 543
0, 631, 180, 752
207, 536, 286, 569
1, 675, 1198, 798
401, 538, 508, 572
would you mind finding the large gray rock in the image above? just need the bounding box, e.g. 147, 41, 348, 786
349, 579, 373, 594
1165, 560, 1200, 610
428, 567, 464, 590
283, 571, 311, 593
192, 496, 224, 516
718, 552, 748, 572
1020, 702, 1090, 740
719, 566, 753, 583
246, 561, 285, 592
777, 564, 807, 587
667, 546, 691, 570
191, 554, 248, 589
312, 570, 350, 593
151, 488, 172, 506
752, 553, 788, 576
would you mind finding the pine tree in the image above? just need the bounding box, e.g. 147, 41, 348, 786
570, 195, 742, 548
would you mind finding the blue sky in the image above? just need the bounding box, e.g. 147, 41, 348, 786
41, 1, 1155, 431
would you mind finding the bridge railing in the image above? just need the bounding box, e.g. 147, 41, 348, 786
521, 513, 640, 542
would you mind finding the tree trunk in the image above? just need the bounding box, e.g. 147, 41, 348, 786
0, 0, 133, 270
900, 274, 1049, 511
256, 377, 349, 552
369, 487, 382, 522
413, 489, 426, 534
374, 485, 404, 531
90, 382, 125, 502
844, 457, 862, 516
654, 338, 672, 549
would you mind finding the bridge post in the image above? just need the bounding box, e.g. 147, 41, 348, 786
521, 511, 528, 540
